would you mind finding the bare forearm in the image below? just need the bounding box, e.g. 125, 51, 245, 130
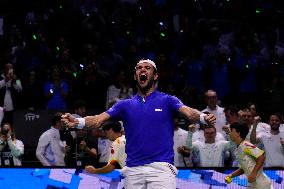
251, 154, 265, 175
92, 164, 115, 174
85, 112, 110, 128
230, 168, 244, 178
250, 124, 258, 144
179, 106, 201, 122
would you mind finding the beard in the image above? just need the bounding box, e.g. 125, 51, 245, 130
137, 75, 156, 93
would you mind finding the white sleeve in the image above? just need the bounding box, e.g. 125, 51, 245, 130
0, 79, 5, 89
7, 139, 24, 157
36, 134, 51, 166
12, 79, 22, 92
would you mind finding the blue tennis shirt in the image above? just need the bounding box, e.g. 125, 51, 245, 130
106, 90, 184, 167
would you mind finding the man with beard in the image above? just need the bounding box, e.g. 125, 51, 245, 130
62, 59, 216, 189
250, 113, 284, 167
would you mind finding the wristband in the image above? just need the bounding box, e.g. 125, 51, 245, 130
76, 118, 85, 129
199, 113, 207, 125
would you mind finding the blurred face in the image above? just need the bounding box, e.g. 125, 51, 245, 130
55, 120, 64, 130
75, 107, 86, 117
76, 129, 87, 138
134, 62, 158, 91
204, 127, 216, 143
241, 110, 253, 125
269, 115, 281, 131
249, 105, 257, 117
229, 128, 239, 143
206, 91, 217, 108
224, 110, 239, 124
2, 124, 12, 134
105, 129, 116, 141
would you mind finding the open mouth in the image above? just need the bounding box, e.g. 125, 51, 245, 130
139, 74, 147, 82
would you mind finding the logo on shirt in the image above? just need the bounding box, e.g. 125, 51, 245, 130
155, 108, 163, 112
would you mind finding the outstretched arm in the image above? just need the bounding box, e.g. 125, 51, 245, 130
225, 168, 244, 183
85, 164, 115, 174
62, 112, 110, 129
178, 105, 216, 126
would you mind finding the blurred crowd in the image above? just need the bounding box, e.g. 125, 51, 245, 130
0, 0, 283, 167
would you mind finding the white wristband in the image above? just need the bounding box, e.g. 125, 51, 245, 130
199, 113, 207, 125
76, 118, 85, 129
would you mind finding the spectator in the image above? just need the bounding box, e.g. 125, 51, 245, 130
106, 69, 133, 109
202, 89, 226, 134
36, 112, 66, 166
250, 113, 284, 167
0, 63, 22, 125
0, 122, 24, 166
43, 66, 69, 111
173, 117, 190, 167
186, 125, 233, 167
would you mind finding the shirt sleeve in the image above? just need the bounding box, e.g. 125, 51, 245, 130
167, 95, 184, 112
242, 141, 264, 159
12, 79, 22, 92
106, 100, 125, 120
7, 139, 24, 157
36, 134, 51, 166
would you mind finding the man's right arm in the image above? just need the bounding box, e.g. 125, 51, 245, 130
85, 164, 115, 174
63, 112, 110, 129
85, 112, 110, 128
36, 135, 51, 166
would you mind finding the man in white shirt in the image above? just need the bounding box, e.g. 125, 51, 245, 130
250, 113, 284, 167
173, 118, 189, 167
36, 112, 66, 166
240, 109, 269, 141
186, 125, 233, 167
202, 90, 226, 134
85, 121, 126, 174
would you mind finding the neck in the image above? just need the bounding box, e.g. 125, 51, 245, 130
113, 133, 122, 141
236, 138, 244, 146
270, 129, 280, 135
205, 140, 215, 144
138, 85, 155, 97
208, 105, 217, 110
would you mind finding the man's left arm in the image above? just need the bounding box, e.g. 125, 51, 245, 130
179, 106, 216, 126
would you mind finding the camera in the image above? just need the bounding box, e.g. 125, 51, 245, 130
1, 127, 9, 136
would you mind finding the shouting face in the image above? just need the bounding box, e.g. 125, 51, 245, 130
134, 61, 158, 91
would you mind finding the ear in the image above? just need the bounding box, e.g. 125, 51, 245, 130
133, 73, 137, 81
154, 72, 158, 81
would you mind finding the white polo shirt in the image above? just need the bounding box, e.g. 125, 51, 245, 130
257, 132, 284, 167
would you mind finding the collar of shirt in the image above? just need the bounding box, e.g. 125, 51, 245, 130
135, 90, 159, 103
